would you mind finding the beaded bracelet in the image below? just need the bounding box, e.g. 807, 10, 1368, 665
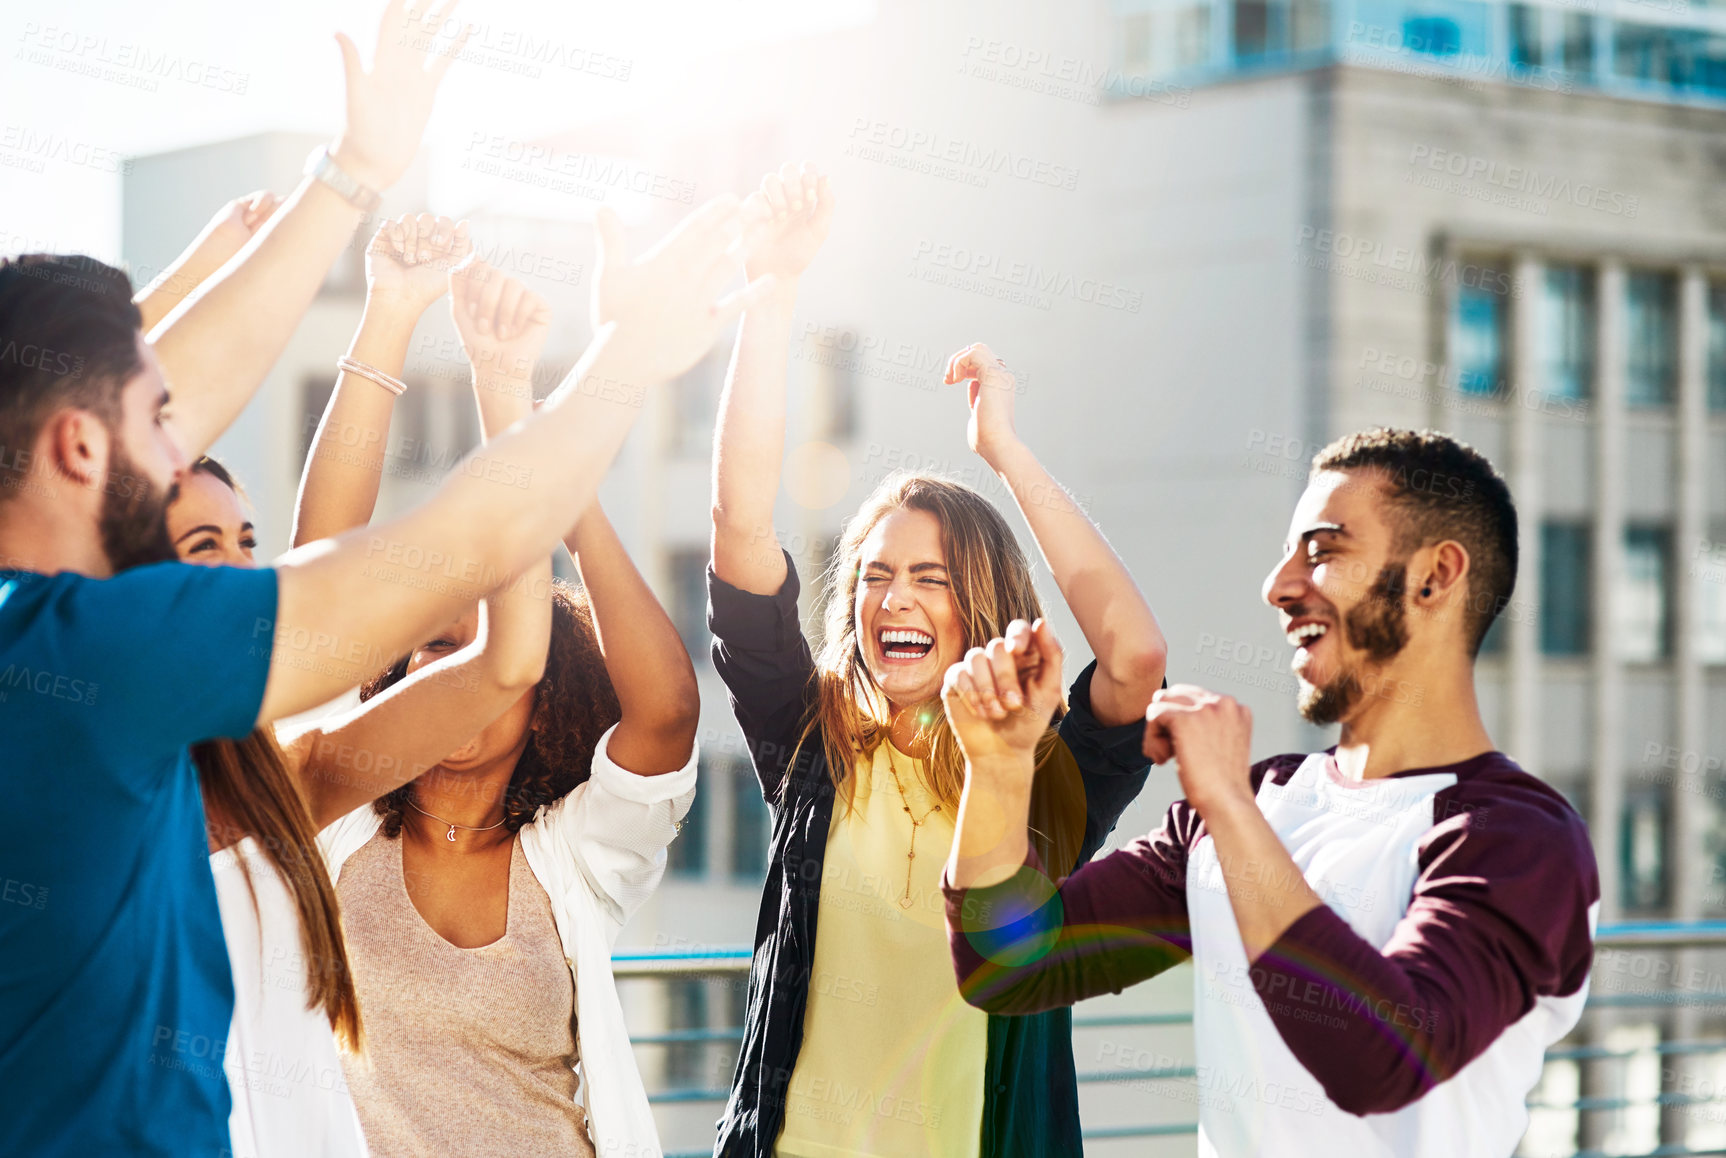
336, 356, 407, 397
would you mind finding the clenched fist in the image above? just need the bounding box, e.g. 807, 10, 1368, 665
1143, 685, 1255, 818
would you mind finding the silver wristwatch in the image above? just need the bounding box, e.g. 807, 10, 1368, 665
304, 145, 381, 213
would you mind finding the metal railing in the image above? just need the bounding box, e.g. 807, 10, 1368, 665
615, 924, 1726, 1157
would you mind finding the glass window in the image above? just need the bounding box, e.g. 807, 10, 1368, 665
1559, 12, 1594, 77
813, 357, 857, 443
1612, 24, 1726, 94
300, 374, 336, 463
1620, 791, 1669, 913
664, 979, 712, 1085
1291, 0, 1328, 53
668, 347, 727, 457
1625, 271, 1677, 408
668, 548, 710, 666
1234, 0, 1278, 61
1180, 5, 1214, 67
730, 757, 771, 880
1508, 3, 1542, 69
1455, 276, 1508, 396
1697, 528, 1726, 664
667, 766, 708, 877
1619, 526, 1671, 662
1402, 15, 1461, 56
1708, 283, 1726, 413
1615, 22, 1684, 86
1541, 522, 1592, 656
1540, 265, 1595, 401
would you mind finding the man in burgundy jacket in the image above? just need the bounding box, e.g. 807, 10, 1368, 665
939, 428, 1599, 1157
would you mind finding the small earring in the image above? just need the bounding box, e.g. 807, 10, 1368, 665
1421, 586, 1432, 598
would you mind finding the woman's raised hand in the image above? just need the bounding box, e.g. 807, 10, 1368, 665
944, 341, 1019, 459
741, 161, 835, 284
201, 190, 283, 264
366, 213, 471, 317
942, 618, 1065, 768
450, 260, 551, 395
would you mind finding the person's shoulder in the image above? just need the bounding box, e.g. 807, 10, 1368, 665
1438, 752, 1585, 831
1251, 751, 1310, 790
1425, 753, 1595, 877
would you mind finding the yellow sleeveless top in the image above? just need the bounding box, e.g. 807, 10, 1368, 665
773, 743, 987, 1158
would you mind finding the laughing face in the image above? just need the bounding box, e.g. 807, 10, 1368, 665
853, 506, 966, 711
1262, 470, 1414, 726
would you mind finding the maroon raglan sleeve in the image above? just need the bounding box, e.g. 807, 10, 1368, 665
1247, 767, 1599, 1116
944, 755, 1303, 1014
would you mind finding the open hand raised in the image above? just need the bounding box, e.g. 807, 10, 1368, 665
330, 0, 470, 191
740, 162, 834, 283
591, 197, 776, 385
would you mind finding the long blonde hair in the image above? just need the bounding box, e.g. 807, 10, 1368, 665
802, 473, 1062, 815
196, 730, 363, 1053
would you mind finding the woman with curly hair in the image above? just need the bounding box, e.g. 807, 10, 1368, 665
303, 246, 699, 1158
162, 212, 557, 1158
708, 166, 1168, 1158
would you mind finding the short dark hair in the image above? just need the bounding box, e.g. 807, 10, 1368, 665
0, 255, 143, 497
1311, 428, 1517, 656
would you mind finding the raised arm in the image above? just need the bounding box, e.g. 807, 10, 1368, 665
259, 194, 770, 725
709, 161, 833, 595
150, 1, 467, 458
943, 343, 1167, 726
292, 213, 471, 546
563, 508, 700, 775
286, 261, 555, 827
134, 191, 281, 333
939, 620, 1190, 1008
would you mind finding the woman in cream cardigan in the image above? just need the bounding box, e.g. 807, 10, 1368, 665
300, 245, 699, 1157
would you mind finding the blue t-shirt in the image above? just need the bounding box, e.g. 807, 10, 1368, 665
0, 562, 277, 1157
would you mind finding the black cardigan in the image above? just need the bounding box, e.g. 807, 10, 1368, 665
707, 554, 1155, 1158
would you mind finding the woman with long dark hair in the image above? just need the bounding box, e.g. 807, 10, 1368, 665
708, 165, 1169, 1158
164, 213, 555, 1158
304, 248, 701, 1158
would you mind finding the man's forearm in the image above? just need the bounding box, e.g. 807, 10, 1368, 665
152, 173, 367, 457
949, 756, 1036, 889
263, 326, 652, 722
1200, 791, 1323, 961
136, 248, 225, 333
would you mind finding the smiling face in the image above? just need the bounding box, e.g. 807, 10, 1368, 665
168, 469, 257, 568
403, 605, 537, 771
853, 506, 966, 710
1262, 469, 1415, 725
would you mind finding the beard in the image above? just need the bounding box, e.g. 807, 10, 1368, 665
98, 442, 176, 572
1297, 563, 1412, 726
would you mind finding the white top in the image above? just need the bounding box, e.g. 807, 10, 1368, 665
318, 724, 697, 1158
211, 836, 369, 1158
1187, 752, 1598, 1158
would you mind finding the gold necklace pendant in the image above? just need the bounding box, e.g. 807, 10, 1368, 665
887, 758, 940, 910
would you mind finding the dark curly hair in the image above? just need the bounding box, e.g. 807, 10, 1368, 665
360, 579, 621, 837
